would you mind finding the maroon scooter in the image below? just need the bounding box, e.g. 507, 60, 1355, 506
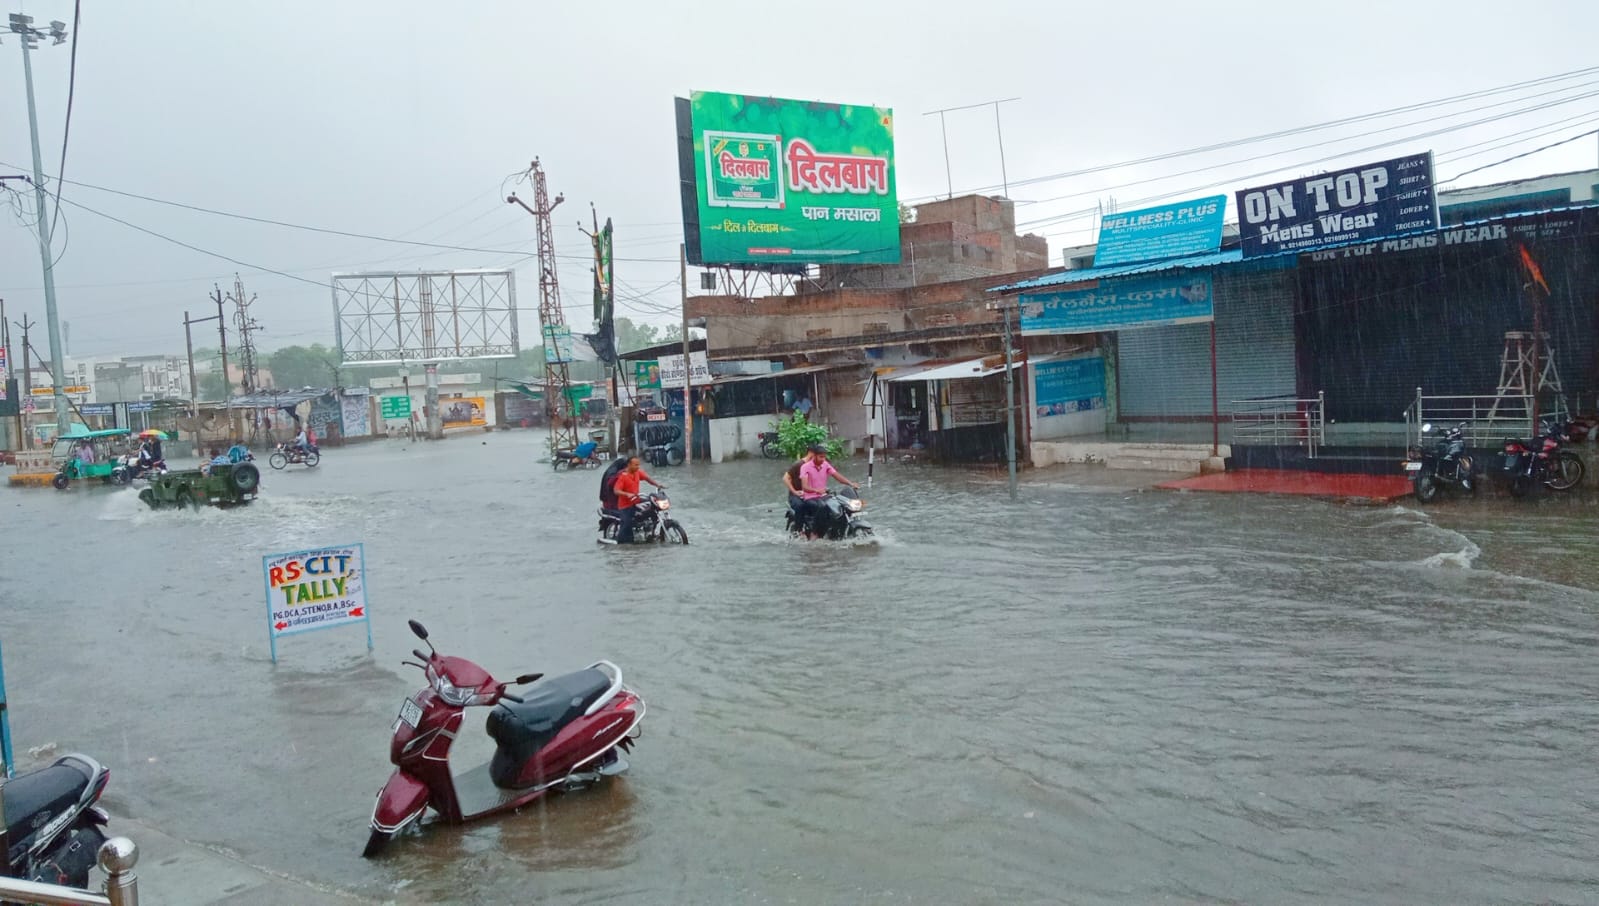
363, 620, 644, 857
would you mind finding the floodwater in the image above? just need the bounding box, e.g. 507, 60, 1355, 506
4, 433, 1598, 904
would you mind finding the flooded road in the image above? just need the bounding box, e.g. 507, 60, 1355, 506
4, 434, 1598, 904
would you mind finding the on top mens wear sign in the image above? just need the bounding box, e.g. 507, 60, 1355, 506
1236, 152, 1437, 258
1094, 196, 1227, 266
678, 90, 900, 266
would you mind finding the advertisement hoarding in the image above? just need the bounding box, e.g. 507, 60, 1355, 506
262, 543, 372, 663
1094, 196, 1228, 266
633, 360, 661, 390
1034, 356, 1107, 417
1236, 151, 1437, 258
439, 397, 487, 428
1020, 272, 1214, 335
543, 324, 574, 364
379, 395, 411, 420
677, 90, 900, 266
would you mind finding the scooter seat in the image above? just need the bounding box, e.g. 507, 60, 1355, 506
2, 756, 94, 856
484, 668, 613, 788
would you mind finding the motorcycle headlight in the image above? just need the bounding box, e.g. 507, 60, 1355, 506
656, 498, 670, 510
430, 669, 491, 707
847, 498, 863, 511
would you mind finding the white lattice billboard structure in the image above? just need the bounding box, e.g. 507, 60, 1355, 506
332, 270, 519, 365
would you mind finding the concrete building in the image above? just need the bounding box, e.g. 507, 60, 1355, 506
1436, 168, 1599, 224
814, 195, 1048, 291
682, 195, 1059, 463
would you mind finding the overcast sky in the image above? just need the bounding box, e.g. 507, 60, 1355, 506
2, 0, 1597, 360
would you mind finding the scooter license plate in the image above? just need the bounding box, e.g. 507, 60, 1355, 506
1403, 461, 1422, 471
396, 698, 422, 730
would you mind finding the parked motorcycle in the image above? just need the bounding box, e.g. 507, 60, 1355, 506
758, 432, 784, 459
598, 491, 688, 544
786, 487, 873, 540
364, 620, 644, 857
1405, 422, 1478, 502
1498, 420, 1585, 497
1, 753, 114, 889
269, 442, 320, 470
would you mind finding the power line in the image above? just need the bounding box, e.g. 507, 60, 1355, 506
48, 0, 81, 239
905, 63, 1599, 203
1017, 85, 1599, 231
1442, 128, 1599, 184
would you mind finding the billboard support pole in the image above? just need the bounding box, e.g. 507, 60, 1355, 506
680, 243, 693, 466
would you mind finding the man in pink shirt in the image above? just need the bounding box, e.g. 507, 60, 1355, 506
796, 444, 859, 537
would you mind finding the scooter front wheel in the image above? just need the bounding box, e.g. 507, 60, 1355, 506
362, 828, 392, 859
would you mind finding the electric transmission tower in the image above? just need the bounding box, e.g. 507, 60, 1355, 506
508, 158, 579, 455
226, 273, 264, 396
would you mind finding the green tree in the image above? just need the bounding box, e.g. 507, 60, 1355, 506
613, 316, 661, 354
199, 370, 230, 400
262, 344, 339, 389
772, 413, 844, 460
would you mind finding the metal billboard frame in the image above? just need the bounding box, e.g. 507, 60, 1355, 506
332, 269, 519, 365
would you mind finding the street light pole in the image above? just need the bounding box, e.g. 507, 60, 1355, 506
9, 13, 72, 437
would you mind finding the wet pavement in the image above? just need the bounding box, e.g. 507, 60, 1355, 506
4, 433, 1598, 904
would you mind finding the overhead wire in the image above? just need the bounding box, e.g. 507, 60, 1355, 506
904, 63, 1599, 203
48, 0, 81, 239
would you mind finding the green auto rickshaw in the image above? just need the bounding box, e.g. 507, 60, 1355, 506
51, 427, 134, 490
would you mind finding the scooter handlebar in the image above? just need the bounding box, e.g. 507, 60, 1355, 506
499, 690, 524, 704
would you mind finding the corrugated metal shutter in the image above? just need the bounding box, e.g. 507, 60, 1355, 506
1118, 267, 1297, 417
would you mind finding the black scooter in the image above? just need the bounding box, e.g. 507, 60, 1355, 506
1, 753, 113, 888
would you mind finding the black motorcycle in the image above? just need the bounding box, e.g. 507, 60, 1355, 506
786, 488, 873, 540
1498, 419, 1585, 498
2, 752, 114, 889
599, 491, 688, 544
758, 432, 783, 459
1405, 422, 1478, 503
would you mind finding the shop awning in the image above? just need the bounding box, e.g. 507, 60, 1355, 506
884, 356, 1018, 382
222, 389, 330, 409
709, 363, 841, 386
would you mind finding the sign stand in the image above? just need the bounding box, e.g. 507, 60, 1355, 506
263, 543, 373, 663
0, 638, 13, 778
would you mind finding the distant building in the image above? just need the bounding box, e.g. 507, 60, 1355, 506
1436, 168, 1599, 225
812, 195, 1049, 290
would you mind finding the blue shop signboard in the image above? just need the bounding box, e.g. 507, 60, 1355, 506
1093, 195, 1227, 266
1033, 355, 1105, 418
1021, 272, 1214, 336
1236, 151, 1437, 258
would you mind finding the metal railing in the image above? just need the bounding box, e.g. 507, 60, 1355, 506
1230, 391, 1326, 456
1402, 388, 1536, 447
0, 837, 139, 905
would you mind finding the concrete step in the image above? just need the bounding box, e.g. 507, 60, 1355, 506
1033, 440, 1227, 475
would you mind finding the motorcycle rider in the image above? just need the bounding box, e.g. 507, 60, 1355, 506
291, 425, 312, 459
782, 457, 806, 530
797, 444, 858, 537
609, 456, 665, 544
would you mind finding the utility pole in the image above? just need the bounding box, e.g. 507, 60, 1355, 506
985, 299, 1020, 501
226, 274, 263, 396
0, 297, 12, 451
15, 314, 31, 448
210, 284, 230, 399
681, 243, 693, 465
183, 307, 225, 451
9, 13, 73, 437
507, 158, 579, 456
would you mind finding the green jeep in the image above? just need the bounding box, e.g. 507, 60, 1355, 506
137, 461, 262, 510
51, 428, 134, 489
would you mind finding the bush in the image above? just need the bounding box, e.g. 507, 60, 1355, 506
772, 413, 844, 460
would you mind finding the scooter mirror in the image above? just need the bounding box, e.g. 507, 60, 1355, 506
514, 673, 543, 685
408, 619, 429, 640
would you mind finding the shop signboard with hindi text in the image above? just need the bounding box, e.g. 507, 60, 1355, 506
263, 543, 372, 663
678, 90, 900, 266
1021, 272, 1214, 336
658, 351, 711, 389
1237, 151, 1437, 258
1094, 196, 1227, 266
1033, 355, 1106, 417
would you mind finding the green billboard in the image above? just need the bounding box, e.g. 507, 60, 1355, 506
678, 90, 900, 266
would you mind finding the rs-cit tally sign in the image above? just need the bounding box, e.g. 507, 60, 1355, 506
262, 543, 373, 662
